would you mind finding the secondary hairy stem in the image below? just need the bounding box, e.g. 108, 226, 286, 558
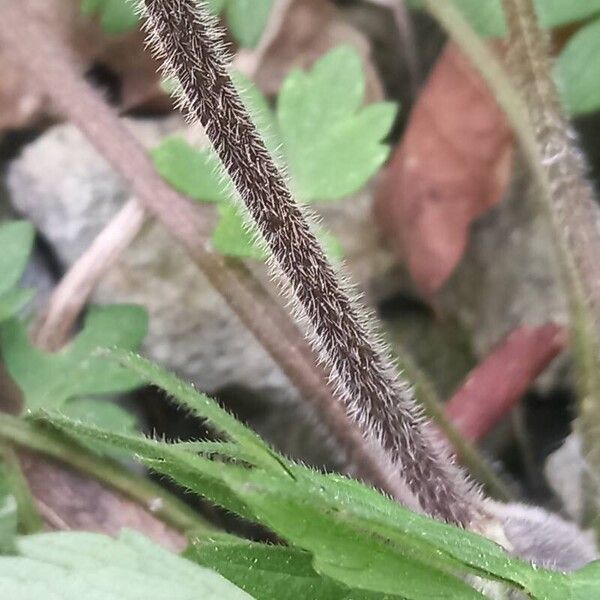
140, 0, 481, 525
0, 3, 395, 497
501, 0, 600, 530
425, 0, 600, 527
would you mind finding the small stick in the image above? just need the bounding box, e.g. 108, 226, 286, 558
32, 199, 147, 351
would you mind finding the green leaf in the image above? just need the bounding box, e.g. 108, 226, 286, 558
212, 204, 268, 260
571, 561, 600, 599
187, 535, 400, 600
40, 353, 560, 600
555, 17, 600, 115
0, 221, 34, 297
80, 0, 139, 35
407, 0, 506, 37
409, 0, 600, 37
102, 350, 287, 472
226, 0, 274, 48
0, 463, 17, 555
61, 397, 139, 458
0, 529, 254, 599
535, 0, 600, 29
62, 398, 138, 434
152, 137, 228, 203
1, 305, 148, 411
45, 415, 492, 599
152, 77, 278, 210
0, 289, 34, 323
41, 356, 595, 600
277, 47, 396, 202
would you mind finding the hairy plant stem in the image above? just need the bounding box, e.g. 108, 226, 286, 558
0, 414, 211, 534
140, 0, 482, 526
0, 4, 397, 497
424, 0, 600, 527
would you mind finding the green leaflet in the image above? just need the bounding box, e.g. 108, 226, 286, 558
152, 137, 227, 203
0, 222, 35, 323
0, 529, 254, 599
0, 462, 17, 555
212, 204, 268, 260
80, 0, 139, 35
187, 534, 406, 600
410, 0, 600, 37
277, 46, 396, 202
1, 305, 148, 411
554, 17, 600, 115
225, 0, 274, 48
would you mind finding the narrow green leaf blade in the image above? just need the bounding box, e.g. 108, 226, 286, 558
188, 535, 400, 600
93, 349, 287, 472
535, 0, 600, 29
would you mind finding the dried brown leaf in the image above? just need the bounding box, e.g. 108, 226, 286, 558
374, 43, 513, 297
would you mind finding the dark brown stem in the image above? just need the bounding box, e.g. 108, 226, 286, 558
0, 3, 394, 498
140, 0, 481, 525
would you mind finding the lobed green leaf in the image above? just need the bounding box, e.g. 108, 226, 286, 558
1, 305, 148, 411
278, 47, 396, 202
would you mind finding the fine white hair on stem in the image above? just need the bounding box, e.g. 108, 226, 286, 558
138, 0, 482, 526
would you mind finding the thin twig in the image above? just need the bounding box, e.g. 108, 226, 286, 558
0, 4, 395, 497
32, 199, 147, 351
